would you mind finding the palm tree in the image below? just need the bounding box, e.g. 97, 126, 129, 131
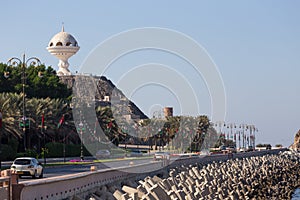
150, 118, 166, 150
194, 115, 210, 151
166, 116, 180, 150
170, 115, 211, 153
0, 93, 23, 140
173, 116, 196, 153
95, 106, 119, 146
0, 93, 76, 151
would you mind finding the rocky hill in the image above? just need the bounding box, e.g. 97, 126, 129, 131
59, 75, 148, 120
290, 129, 300, 151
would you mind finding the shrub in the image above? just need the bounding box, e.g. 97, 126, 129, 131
8, 139, 18, 156
0, 144, 15, 161
0, 138, 19, 160
25, 149, 38, 158
45, 143, 63, 157
45, 142, 91, 158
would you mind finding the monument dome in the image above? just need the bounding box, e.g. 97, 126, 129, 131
47, 25, 80, 76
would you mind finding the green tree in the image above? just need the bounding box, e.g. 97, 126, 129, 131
0, 63, 71, 99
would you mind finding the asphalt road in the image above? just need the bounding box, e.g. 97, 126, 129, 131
14, 150, 279, 183
19, 157, 154, 182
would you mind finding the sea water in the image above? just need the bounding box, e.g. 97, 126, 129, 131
292, 188, 300, 199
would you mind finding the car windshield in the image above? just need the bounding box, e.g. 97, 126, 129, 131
156, 152, 168, 154
14, 159, 31, 165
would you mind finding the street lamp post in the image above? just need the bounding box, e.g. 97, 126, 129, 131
148, 127, 151, 155
122, 125, 128, 156
248, 125, 257, 148
254, 127, 258, 149
227, 123, 236, 142
239, 124, 247, 149
238, 130, 241, 149
78, 121, 84, 161
135, 125, 139, 149
5, 54, 42, 151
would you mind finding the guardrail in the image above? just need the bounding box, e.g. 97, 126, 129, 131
0, 170, 12, 200
8, 148, 286, 200
0, 177, 10, 200
14, 161, 163, 200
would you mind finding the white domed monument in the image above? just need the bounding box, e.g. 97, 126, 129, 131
47, 25, 80, 76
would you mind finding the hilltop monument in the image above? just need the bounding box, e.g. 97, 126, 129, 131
47, 25, 80, 76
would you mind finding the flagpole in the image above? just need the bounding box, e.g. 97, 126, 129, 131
41, 112, 46, 165
62, 115, 66, 163
0, 110, 2, 169
238, 131, 241, 149
57, 114, 66, 162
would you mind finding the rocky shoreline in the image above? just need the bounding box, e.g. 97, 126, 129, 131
87, 150, 300, 200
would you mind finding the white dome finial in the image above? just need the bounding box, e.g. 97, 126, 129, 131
62, 22, 65, 32
47, 25, 80, 76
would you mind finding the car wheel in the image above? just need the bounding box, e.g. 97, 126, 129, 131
39, 170, 43, 178
32, 170, 38, 179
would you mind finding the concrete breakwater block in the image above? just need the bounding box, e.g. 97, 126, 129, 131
141, 192, 156, 200
136, 185, 147, 198
89, 193, 102, 200
160, 179, 171, 191
152, 176, 162, 183
92, 185, 116, 200
122, 186, 138, 195
149, 184, 171, 200
113, 190, 127, 200
88, 150, 300, 199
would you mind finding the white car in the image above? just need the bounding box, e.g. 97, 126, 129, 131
11, 157, 43, 178
153, 152, 170, 160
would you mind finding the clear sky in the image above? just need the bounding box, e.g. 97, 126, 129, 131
0, 1, 299, 147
